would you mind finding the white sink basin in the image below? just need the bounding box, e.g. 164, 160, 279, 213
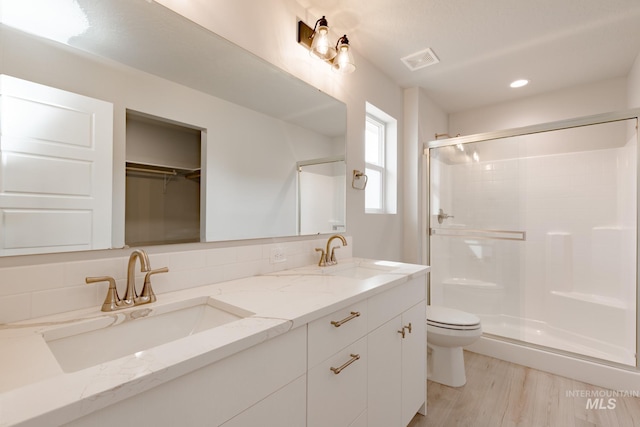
43, 297, 253, 372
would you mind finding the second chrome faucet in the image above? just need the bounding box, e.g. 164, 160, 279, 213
86, 249, 168, 312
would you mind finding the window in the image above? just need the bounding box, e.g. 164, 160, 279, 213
365, 115, 385, 212
365, 103, 397, 214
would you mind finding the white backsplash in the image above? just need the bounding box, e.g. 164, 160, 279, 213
0, 236, 352, 324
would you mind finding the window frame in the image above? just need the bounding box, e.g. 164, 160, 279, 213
364, 101, 397, 215
365, 114, 387, 214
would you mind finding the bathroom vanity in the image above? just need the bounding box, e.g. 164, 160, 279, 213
0, 259, 428, 427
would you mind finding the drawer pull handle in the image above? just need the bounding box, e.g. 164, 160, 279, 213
398, 323, 413, 338
330, 311, 361, 327
330, 353, 360, 374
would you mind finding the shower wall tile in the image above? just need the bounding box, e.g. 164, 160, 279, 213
441, 144, 634, 304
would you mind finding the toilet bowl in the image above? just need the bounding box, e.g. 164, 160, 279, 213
426, 305, 482, 387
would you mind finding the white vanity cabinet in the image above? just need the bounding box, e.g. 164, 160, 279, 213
308, 336, 368, 427
307, 276, 426, 427
66, 326, 307, 427
4, 263, 428, 427
307, 301, 368, 427
367, 278, 427, 427
220, 375, 307, 427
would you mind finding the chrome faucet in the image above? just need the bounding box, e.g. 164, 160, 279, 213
316, 234, 348, 266
86, 249, 169, 312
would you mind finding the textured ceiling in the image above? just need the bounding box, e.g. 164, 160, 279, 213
303, 0, 640, 112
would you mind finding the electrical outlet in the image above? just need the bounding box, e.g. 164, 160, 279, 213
270, 247, 286, 264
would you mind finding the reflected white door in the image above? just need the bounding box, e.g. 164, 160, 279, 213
0, 75, 113, 255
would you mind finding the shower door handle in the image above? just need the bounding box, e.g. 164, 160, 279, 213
437, 208, 454, 224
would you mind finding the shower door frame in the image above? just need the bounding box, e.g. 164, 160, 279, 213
422, 108, 640, 370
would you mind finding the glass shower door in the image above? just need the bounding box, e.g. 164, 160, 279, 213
297, 158, 346, 235
428, 118, 637, 366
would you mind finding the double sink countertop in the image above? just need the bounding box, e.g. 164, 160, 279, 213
0, 258, 429, 427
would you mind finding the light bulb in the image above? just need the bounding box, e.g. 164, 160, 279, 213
332, 36, 355, 74
310, 17, 336, 60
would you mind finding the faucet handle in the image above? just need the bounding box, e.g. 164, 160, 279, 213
136, 267, 168, 305
329, 246, 341, 263
86, 276, 130, 312
315, 248, 327, 267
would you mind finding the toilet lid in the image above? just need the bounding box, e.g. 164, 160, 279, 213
427, 305, 480, 328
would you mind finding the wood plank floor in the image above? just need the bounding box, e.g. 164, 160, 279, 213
408, 351, 640, 427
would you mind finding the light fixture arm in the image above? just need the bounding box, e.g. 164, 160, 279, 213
311, 16, 329, 38
332, 34, 356, 74
335, 34, 350, 49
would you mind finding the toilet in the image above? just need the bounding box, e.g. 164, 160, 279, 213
426, 305, 482, 387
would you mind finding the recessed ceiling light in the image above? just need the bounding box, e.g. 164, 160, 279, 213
510, 79, 529, 88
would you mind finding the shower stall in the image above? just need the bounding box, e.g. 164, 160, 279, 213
297, 156, 346, 235
426, 110, 639, 370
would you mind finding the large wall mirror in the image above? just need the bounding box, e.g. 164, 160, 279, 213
0, 0, 346, 256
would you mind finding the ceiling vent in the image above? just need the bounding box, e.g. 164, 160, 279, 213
401, 48, 440, 71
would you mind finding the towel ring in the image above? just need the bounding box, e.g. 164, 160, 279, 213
352, 169, 368, 190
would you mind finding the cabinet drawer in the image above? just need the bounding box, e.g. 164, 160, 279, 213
308, 336, 367, 427
308, 300, 367, 368
368, 277, 425, 332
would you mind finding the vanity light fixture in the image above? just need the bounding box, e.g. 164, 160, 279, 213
297, 16, 356, 74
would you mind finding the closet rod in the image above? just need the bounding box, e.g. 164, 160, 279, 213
126, 166, 177, 176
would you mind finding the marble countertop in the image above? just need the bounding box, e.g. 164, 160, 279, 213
0, 258, 428, 427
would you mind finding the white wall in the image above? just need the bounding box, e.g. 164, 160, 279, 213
449, 77, 627, 136
628, 52, 640, 108
403, 88, 448, 264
